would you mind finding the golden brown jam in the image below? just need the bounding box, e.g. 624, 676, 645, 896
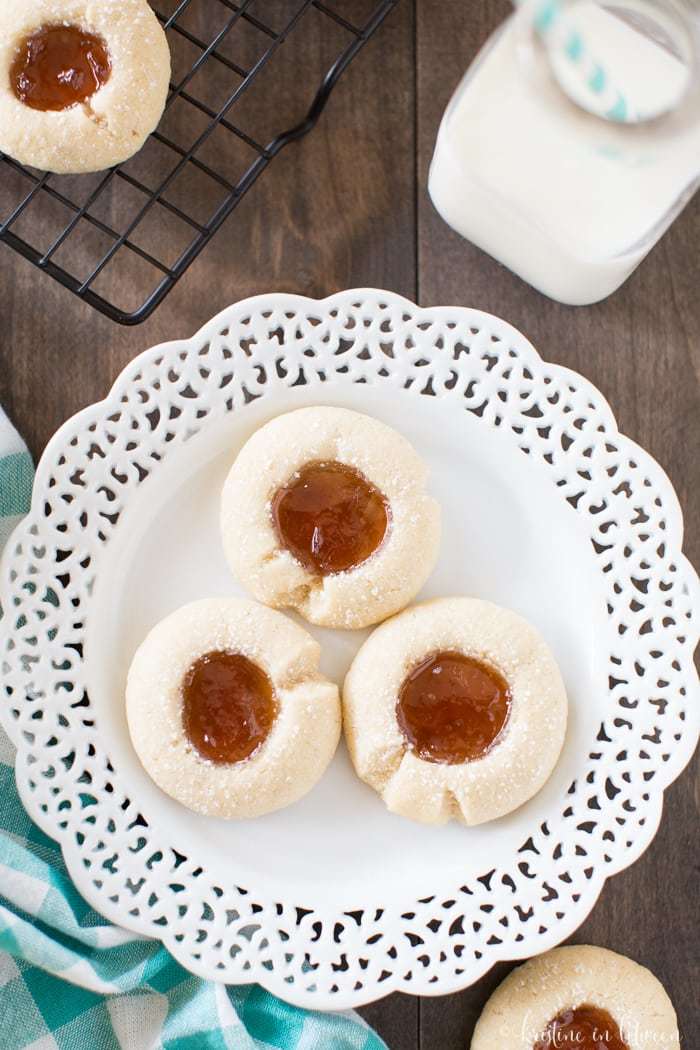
396, 651, 511, 764
533, 1005, 629, 1050
11, 25, 111, 112
271, 460, 389, 575
182, 651, 277, 765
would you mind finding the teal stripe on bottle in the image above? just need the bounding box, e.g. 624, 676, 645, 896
534, 0, 558, 33
588, 63, 606, 93
606, 94, 628, 122
565, 30, 583, 61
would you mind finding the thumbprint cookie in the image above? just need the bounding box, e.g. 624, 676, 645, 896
126, 598, 341, 819
343, 597, 567, 825
471, 945, 680, 1050
0, 0, 170, 173
221, 407, 441, 629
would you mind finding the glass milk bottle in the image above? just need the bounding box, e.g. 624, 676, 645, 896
428, 0, 700, 305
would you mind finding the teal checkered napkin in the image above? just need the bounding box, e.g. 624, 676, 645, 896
0, 410, 32, 552
0, 406, 387, 1050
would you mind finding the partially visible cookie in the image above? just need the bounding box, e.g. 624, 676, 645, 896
221, 407, 441, 629
126, 598, 341, 819
0, 0, 170, 173
471, 945, 680, 1049
343, 597, 567, 825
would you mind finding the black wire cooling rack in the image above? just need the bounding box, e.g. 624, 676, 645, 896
0, 0, 397, 325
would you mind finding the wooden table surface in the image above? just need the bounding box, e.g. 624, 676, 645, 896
1, 2, 698, 1047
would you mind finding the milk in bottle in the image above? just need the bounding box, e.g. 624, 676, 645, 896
428, 0, 700, 304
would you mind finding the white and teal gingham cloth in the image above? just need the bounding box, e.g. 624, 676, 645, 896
0, 407, 387, 1050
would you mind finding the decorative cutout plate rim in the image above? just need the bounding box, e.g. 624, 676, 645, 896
1, 288, 698, 1009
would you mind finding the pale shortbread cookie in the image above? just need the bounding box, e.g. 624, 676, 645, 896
220, 407, 441, 630
0, 0, 170, 174
343, 597, 567, 825
126, 598, 341, 819
471, 945, 680, 1049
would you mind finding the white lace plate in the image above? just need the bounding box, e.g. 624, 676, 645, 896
1, 290, 697, 1009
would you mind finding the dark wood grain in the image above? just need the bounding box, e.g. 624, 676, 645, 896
417, 2, 700, 1049
1, 2, 698, 1049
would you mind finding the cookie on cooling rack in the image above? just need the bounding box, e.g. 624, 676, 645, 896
126, 598, 341, 819
220, 406, 441, 629
471, 945, 680, 1050
343, 597, 567, 825
0, 0, 170, 174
